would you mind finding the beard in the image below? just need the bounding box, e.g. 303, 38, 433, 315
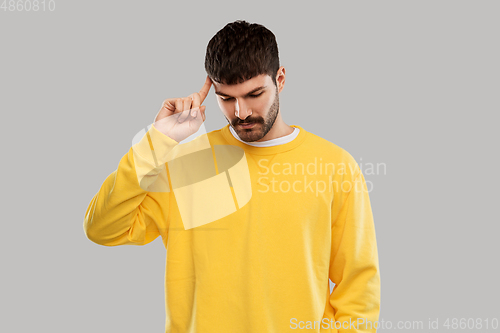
227, 88, 280, 142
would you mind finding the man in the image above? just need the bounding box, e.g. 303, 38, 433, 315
84, 20, 380, 333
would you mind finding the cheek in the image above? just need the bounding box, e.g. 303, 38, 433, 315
216, 99, 223, 110
243, 97, 273, 114
217, 100, 233, 118
255, 96, 274, 111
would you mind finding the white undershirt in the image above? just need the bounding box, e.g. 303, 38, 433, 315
229, 125, 300, 147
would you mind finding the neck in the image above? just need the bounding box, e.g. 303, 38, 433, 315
255, 111, 293, 142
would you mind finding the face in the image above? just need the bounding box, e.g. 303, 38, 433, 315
214, 74, 280, 142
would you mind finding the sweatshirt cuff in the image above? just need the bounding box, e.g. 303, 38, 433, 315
131, 125, 180, 192
132, 124, 179, 167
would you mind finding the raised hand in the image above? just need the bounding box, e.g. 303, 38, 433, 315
153, 75, 212, 143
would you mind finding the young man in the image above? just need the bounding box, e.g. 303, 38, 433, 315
84, 20, 380, 333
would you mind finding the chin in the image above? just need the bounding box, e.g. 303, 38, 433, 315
238, 131, 264, 142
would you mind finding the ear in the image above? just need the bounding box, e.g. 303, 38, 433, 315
275, 66, 286, 93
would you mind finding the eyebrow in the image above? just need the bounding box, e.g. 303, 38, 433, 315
215, 85, 267, 98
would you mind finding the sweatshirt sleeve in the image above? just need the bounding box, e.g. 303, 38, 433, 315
83, 124, 179, 247
329, 170, 381, 332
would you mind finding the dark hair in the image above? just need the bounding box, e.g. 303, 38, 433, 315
205, 20, 280, 86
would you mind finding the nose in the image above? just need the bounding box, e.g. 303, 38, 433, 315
234, 99, 252, 120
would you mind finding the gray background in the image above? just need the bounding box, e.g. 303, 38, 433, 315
1, 0, 499, 332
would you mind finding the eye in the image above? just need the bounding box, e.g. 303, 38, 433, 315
220, 92, 263, 102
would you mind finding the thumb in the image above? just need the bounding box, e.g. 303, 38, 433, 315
154, 107, 168, 124
199, 105, 206, 121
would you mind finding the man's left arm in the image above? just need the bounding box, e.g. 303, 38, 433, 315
329, 171, 381, 332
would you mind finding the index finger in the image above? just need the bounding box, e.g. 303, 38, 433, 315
198, 75, 213, 104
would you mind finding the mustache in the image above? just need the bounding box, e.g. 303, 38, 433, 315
234, 118, 262, 125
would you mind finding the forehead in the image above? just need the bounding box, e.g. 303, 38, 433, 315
214, 74, 271, 96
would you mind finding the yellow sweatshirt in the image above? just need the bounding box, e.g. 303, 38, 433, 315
83, 123, 380, 333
